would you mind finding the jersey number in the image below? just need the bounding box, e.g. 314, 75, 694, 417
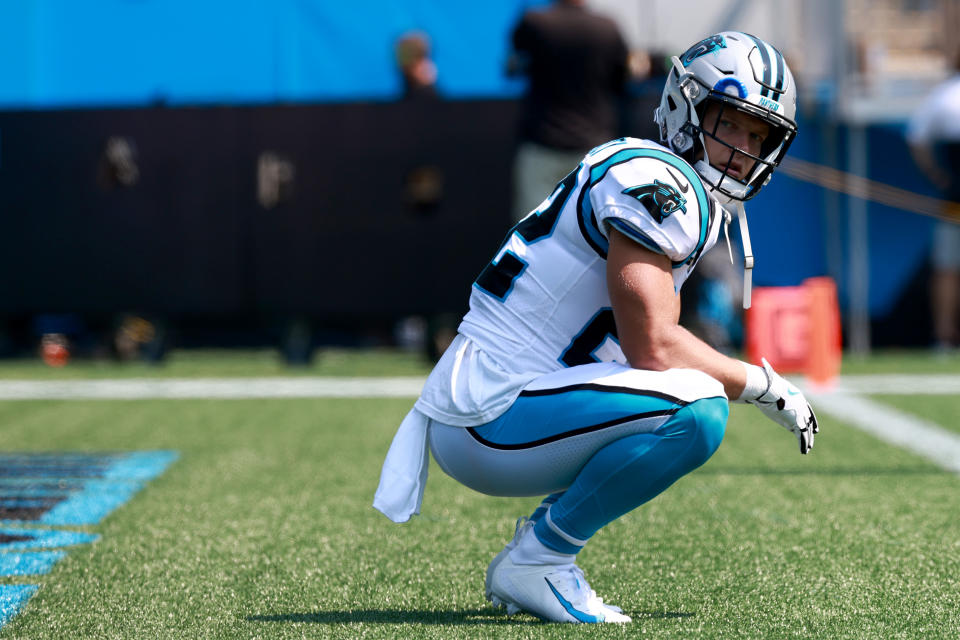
560, 308, 619, 367
474, 167, 579, 300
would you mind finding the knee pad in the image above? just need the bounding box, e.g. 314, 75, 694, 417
684, 396, 728, 466
657, 396, 728, 470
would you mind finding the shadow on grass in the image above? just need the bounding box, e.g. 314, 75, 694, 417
699, 465, 945, 476
248, 608, 694, 625
248, 609, 534, 626
634, 611, 695, 618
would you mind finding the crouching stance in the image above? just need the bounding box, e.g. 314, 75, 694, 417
375, 31, 818, 623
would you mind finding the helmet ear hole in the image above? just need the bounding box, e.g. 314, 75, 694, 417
667, 95, 677, 111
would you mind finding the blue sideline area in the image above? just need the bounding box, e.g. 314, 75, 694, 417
0, 451, 178, 631
0, 529, 98, 551
0, 451, 178, 526
0, 585, 39, 629
0, 551, 66, 576
0, 1, 546, 108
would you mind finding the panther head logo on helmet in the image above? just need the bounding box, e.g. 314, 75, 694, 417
681, 34, 727, 65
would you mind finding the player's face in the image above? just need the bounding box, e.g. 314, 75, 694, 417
700, 102, 769, 182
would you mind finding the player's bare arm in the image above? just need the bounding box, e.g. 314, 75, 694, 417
606, 227, 747, 399
607, 229, 818, 452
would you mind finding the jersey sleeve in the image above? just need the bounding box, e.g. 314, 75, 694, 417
591, 153, 713, 265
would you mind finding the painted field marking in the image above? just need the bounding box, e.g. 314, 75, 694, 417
1, 374, 958, 400
0, 551, 66, 576
804, 387, 960, 474
0, 377, 426, 400
832, 374, 960, 395
0, 528, 98, 551
0, 452, 179, 526
0, 451, 178, 631
0, 585, 38, 628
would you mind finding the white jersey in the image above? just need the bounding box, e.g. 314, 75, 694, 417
908, 74, 960, 144
415, 137, 724, 426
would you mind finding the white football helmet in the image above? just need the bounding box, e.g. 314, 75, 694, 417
654, 32, 798, 203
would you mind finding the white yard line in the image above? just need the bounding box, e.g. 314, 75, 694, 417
832, 374, 960, 395
2, 373, 958, 474
0, 377, 427, 400
804, 387, 960, 474
6, 373, 958, 399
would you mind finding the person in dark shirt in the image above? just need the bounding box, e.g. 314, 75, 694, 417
907, 51, 960, 352
509, 0, 629, 221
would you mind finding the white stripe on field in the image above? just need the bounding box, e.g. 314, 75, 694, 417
0, 373, 957, 400
0, 377, 427, 400
833, 374, 960, 395
2, 374, 958, 473
804, 388, 960, 474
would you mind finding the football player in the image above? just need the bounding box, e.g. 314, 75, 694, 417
375, 32, 818, 624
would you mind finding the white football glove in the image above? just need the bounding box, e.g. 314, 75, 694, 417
748, 358, 819, 454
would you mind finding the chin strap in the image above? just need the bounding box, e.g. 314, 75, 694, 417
736, 201, 754, 309
722, 202, 754, 309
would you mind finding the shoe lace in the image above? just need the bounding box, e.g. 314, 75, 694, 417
562, 565, 606, 609
512, 516, 530, 540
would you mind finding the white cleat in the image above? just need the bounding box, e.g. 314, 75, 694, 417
485, 517, 532, 605
488, 554, 631, 624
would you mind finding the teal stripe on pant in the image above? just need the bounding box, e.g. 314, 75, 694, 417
472, 387, 683, 446
534, 397, 728, 554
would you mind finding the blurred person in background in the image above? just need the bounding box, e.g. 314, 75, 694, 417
907, 51, 960, 353
507, 0, 630, 222
392, 30, 454, 359
395, 31, 439, 102
375, 32, 818, 623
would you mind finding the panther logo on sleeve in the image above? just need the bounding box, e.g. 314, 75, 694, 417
622, 180, 687, 224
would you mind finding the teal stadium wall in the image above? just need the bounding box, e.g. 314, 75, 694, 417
0, 1, 938, 339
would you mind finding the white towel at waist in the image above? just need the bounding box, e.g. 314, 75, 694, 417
373, 408, 430, 523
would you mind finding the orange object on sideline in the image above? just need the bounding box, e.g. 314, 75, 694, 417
41, 342, 70, 368
803, 277, 842, 385
744, 277, 842, 387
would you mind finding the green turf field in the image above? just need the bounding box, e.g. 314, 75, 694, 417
0, 350, 958, 638
0, 346, 954, 380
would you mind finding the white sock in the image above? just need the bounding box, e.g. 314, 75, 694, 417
508, 524, 576, 566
